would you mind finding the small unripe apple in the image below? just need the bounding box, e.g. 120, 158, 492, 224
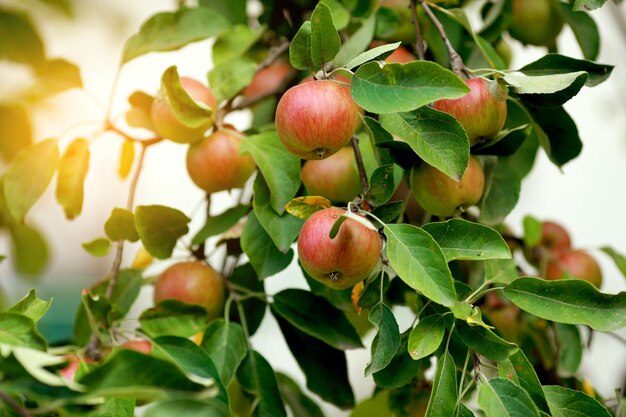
410, 156, 485, 218
545, 249, 603, 288
432, 78, 507, 146
275, 80, 361, 160
154, 261, 225, 318
151, 77, 217, 144
509, 0, 564, 47
298, 207, 382, 290
121, 339, 152, 354
243, 60, 293, 98
186, 129, 256, 194
301, 146, 361, 203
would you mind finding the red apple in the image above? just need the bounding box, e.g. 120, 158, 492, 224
186, 128, 256, 194
540, 221, 572, 254
275, 80, 361, 160
432, 78, 507, 146
301, 146, 362, 203
410, 155, 485, 217
243, 60, 293, 98
545, 249, 603, 288
509, 0, 564, 47
298, 207, 382, 290
151, 77, 217, 144
154, 261, 225, 319
121, 339, 152, 354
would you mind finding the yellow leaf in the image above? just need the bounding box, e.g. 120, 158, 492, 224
285, 196, 331, 219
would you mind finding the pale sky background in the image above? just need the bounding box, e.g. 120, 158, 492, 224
0, 0, 625, 415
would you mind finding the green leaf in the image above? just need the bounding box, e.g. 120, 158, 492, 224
423, 219, 511, 262
0, 9, 45, 68
199, 0, 246, 24
344, 41, 401, 70
105, 208, 139, 242
91, 398, 135, 417
228, 263, 266, 336
0, 103, 32, 161
498, 350, 550, 414
160, 66, 213, 128
485, 259, 519, 285
272, 289, 362, 350
289, 22, 313, 71
55, 138, 89, 220
140, 300, 209, 338
145, 399, 229, 417
8, 290, 51, 322
273, 314, 354, 408
573, 0, 607, 11
425, 351, 457, 417
321, 0, 350, 30
384, 224, 456, 307
456, 320, 518, 361
503, 277, 626, 331
0, 313, 46, 350
253, 175, 304, 253
371, 200, 404, 224
504, 72, 588, 107
3, 138, 59, 223
276, 373, 326, 417
208, 57, 257, 102
82, 237, 111, 257
74, 290, 113, 346
9, 222, 49, 276
600, 247, 626, 283
543, 385, 612, 417
31, 58, 83, 98
365, 302, 400, 376
528, 105, 581, 168
79, 350, 206, 399
152, 336, 228, 404
520, 54, 612, 87
236, 351, 288, 417
554, 323, 582, 376
333, 14, 377, 68
122, 7, 230, 63
558, 4, 600, 60
373, 332, 423, 389
310, 2, 341, 68
240, 131, 301, 215
201, 319, 247, 386
134, 205, 190, 259
408, 314, 445, 360
192, 205, 248, 245
478, 377, 540, 417
351, 61, 470, 114
350, 391, 393, 417
478, 158, 521, 226
522, 215, 542, 247
365, 164, 395, 207
241, 211, 294, 279
379, 107, 469, 180
285, 196, 331, 220
212, 24, 263, 66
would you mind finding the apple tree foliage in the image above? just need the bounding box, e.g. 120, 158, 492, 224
0, 0, 625, 416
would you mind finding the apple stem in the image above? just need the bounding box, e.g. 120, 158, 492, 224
351, 135, 369, 198
192, 193, 211, 261
418, 0, 469, 78
409, 0, 426, 60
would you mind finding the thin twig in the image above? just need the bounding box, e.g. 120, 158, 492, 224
418, 0, 468, 77
193, 193, 211, 261
351, 135, 369, 196
0, 391, 31, 417
410, 0, 426, 59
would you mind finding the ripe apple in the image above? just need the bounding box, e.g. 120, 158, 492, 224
186, 128, 256, 194
410, 155, 485, 218
298, 207, 382, 290
242, 60, 293, 98
153, 261, 225, 318
509, 0, 564, 47
432, 77, 507, 146
121, 339, 152, 354
301, 146, 362, 203
545, 249, 603, 288
275, 80, 361, 160
150, 76, 217, 144
524, 220, 572, 266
